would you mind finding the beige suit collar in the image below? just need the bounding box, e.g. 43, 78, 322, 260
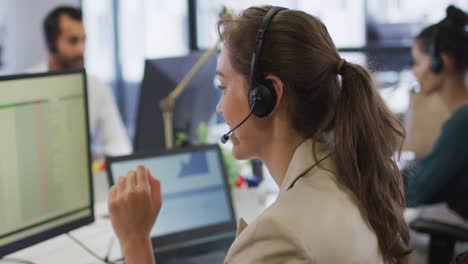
234, 140, 332, 237
279, 139, 333, 193
236, 217, 248, 236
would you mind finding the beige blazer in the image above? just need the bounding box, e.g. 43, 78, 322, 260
224, 140, 383, 264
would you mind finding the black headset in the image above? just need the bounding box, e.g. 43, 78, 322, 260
220, 7, 287, 144
429, 26, 443, 73
48, 42, 58, 53
248, 6, 286, 117
430, 5, 468, 73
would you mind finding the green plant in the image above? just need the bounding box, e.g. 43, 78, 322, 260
221, 147, 242, 188
197, 122, 208, 144
175, 131, 188, 147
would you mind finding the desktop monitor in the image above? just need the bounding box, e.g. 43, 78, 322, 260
0, 70, 94, 257
133, 50, 220, 153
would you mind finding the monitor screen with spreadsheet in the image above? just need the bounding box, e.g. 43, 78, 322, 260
0, 70, 94, 257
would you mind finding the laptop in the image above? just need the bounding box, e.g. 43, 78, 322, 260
107, 144, 237, 263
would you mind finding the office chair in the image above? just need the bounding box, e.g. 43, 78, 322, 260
410, 218, 468, 264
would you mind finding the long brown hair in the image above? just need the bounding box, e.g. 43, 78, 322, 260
219, 6, 411, 263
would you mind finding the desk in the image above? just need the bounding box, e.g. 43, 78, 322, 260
5, 171, 276, 264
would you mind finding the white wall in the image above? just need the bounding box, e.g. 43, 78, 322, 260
0, 0, 79, 75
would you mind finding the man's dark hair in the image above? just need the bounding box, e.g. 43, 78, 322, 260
43, 6, 82, 53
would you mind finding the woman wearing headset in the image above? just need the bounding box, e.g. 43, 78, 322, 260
405, 6, 468, 221
108, 6, 411, 263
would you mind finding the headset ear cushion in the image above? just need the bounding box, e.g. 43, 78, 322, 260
430, 56, 443, 73
48, 42, 57, 53
249, 80, 277, 118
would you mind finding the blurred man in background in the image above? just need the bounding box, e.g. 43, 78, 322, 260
29, 6, 132, 157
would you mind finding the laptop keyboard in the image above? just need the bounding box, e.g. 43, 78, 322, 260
155, 235, 234, 264
159, 250, 226, 264
185, 250, 226, 264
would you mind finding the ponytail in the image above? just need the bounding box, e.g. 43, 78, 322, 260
332, 62, 411, 263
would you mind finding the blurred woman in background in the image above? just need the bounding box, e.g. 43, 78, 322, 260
406, 5, 468, 225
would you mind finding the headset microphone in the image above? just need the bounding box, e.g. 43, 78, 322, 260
220, 103, 255, 144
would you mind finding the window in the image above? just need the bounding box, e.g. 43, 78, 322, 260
83, 0, 189, 83
82, 0, 116, 82
196, 0, 366, 49
367, 0, 467, 24
119, 0, 189, 82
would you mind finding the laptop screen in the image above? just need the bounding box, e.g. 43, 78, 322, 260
107, 145, 235, 238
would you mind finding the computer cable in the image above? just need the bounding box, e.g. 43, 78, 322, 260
66, 233, 119, 264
